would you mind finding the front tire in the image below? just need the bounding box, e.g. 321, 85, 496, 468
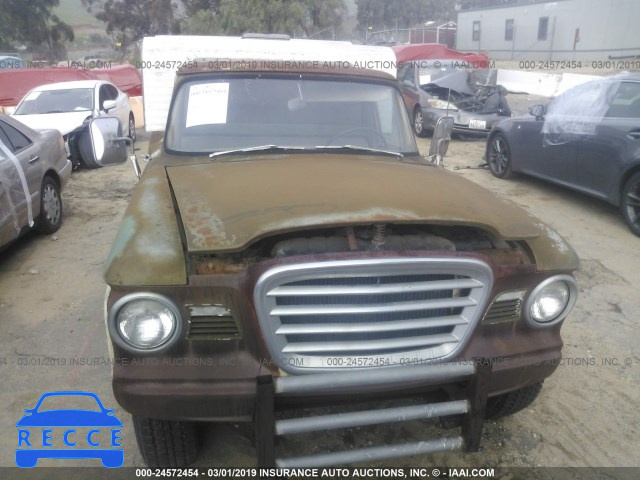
35, 176, 62, 234
413, 108, 428, 138
621, 172, 640, 236
485, 382, 543, 419
133, 416, 199, 468
76, 129, 100, 169
487, 133, 514, 179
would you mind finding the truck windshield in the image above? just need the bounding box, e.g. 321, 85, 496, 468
165, 75, 418, 156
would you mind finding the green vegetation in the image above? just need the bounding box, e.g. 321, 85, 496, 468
55, 0, 103, 27
0, 0, 74, 60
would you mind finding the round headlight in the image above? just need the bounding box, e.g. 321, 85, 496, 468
109, 294, 180, 351
526, 275, 577, 327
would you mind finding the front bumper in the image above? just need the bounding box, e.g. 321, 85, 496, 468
421, 107, 507, 135
112, 344, 561, 422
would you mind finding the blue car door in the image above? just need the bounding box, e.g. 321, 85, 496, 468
518, 113, 577, 183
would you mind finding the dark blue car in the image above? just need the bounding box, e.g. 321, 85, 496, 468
16, 391, 123, 468
486, 74, 640, 236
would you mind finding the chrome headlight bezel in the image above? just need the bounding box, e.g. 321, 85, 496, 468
108, 293, 182, 353
525, 275, 577, 328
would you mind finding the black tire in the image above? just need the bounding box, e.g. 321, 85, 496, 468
128, 113, 136, 142
486, 132, 514, 179
621, 171, 640, 236
76, 129, 100, 169
35, 176, 62, 234
413, 108, 428, 138
133, 416, 199, 468
485, 382, 543, 420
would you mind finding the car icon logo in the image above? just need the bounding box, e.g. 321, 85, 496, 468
16, 391, 123, 468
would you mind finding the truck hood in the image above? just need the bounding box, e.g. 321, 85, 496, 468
105, 154, 578, 286
166, 154, 541, 252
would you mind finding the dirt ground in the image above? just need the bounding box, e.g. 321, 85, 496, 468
0, 109, 638, 474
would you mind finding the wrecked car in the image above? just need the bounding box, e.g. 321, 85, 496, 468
88, 36, 578, 468
398, 60, 511, 138
12, 80, 135, 169
486, 73, 640, 236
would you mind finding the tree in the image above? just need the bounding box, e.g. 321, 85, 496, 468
0, 0, 74, 59
82, 0, 181, 48
182, 0, 221, 17
183, 0, 346, 38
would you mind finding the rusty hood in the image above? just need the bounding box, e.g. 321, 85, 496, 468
105, 154, 579, 286
166, 154, 541, 251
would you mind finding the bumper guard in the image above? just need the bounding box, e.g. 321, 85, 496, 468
255, 361, 492, 467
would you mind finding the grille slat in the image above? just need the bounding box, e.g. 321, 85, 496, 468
276, 315, 468, 335
254, 258, 492, 373
282, 333, 459, 354
268, 278, 482, 296
271, 297, 477, 316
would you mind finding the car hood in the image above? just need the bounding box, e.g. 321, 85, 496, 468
105, 154, 578, 286
426, 69, 475, 96
12, 111, 92, 136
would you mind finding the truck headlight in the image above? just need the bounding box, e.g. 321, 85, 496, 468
109, 293, 180, 351
526, 275, 577, 327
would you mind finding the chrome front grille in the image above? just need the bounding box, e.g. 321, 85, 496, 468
254, 258, 493, 373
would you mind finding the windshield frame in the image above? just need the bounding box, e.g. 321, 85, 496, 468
164, 72, 419, 158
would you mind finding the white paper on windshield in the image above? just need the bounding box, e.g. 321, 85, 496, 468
186, 83, 229, 128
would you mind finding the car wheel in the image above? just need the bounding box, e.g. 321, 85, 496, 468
487, 132, 514, 179
133, 415, 199, 468
621, 171, 640, 236
485, 382, 543, 420
35, 176, 62, 234
128, 113, 136, 142
413, 108, 428, 138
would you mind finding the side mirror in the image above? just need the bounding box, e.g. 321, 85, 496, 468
529, 104, 545, 119
102, 99, 117, 112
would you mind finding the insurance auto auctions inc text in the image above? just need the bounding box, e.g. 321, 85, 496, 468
216, 467, 496, 478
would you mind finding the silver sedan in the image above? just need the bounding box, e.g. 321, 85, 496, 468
0, 113, 71, 249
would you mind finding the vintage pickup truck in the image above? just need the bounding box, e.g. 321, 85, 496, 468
86, 35, 579, 468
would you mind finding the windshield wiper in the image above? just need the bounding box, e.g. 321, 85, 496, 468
209, 145, 305, 158
209, 144, 404, 159
315, 145, 404, 157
